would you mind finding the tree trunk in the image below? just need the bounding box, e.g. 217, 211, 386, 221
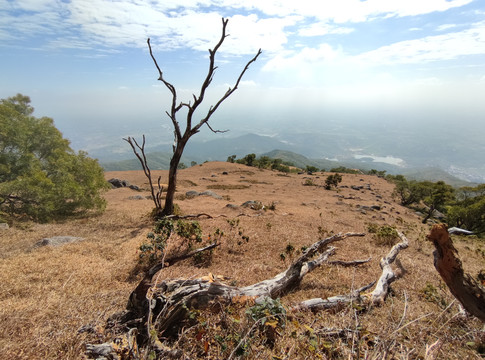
428, 224, 485, 322
161, 141, 186, 217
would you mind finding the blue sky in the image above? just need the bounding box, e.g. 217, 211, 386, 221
1, 0, 485, 154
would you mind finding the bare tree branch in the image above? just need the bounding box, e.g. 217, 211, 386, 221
123, 136, 163, 211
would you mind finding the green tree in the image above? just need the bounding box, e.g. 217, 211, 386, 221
0, 94, 109, 222
257, 156, 272, 169
392, 177, 425, 206
420, 181, 454, 224
237, 153, 256, 167
305, 165, 319, 173
447, 184, 485, 235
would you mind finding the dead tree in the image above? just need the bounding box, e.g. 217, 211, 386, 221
428, 224, 485, 322
128, 18, 261, 217
86, 231, 410, 358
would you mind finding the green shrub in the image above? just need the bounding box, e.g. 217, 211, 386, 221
372, 225, 399, 246
324, 173, 342, 190
139, 218, 204, 267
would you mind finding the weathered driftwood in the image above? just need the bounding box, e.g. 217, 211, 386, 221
428, 224, 485, 322
369, 231, 409, 305
126, 232, 366, 336
291, 231, 409, 311
87, 231, 410, 358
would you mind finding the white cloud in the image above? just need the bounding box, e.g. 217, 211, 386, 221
263, 43, 342, 72
357, 21, 485, 64
0, 0, 476, 55
436, 24, 458, 31
298, 22, 354, 37
222, 0, 474, 22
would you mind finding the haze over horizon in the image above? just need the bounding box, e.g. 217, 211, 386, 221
1, 1, 485, 179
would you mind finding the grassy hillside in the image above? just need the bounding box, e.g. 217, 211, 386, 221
1, 162, 483, 359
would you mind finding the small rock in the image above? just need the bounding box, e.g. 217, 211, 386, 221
0, 223, 9, 230
226, 204, 239, 209
222, 171, 228, 175
34, 236, 84, 248
186, 190, 200, 198
128, 184, 140, 191
128, 195, 145, 200
199, 191, 222, 200
241, 200, 263, 210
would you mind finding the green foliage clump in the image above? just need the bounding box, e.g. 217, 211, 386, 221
447, 184, 485, 236
303, 178, 316, 186
366, 169, 387, 177
226, 154, 237, 163
139, 218, 204, 266
329, 166, 360, 174
369, 224, 399, 246
231, 153, 292, 173
176, 219, 203, 243
246, 297, 286, 327
390, 176, 455, 224
305, 165, 319, 173
324, 173, 342, 190
236, 153, 256, 167
0, 94, 109, 222
420, 282, 448, 308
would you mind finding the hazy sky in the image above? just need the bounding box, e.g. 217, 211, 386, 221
1, 0, 485, 151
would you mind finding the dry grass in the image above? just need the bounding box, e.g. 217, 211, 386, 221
0, 161, 483, 359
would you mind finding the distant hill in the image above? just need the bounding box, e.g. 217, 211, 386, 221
102, 145, 473, 187
184, 133, 293, 161
401, 167, 475, 188
101, 151, 194, 171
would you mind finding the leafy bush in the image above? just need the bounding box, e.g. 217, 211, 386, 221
303, 178, 316, 186
324, 173, 342, 190
371, 224, 399, 246
305, 165, 319, 173
139, 218, 204, 266
330, 166, 360, 174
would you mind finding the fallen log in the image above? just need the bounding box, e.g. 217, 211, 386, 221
87, 231, 410, 358
428, 224, 485, 322
291, 231, 408, 311
128, 232, 366, 336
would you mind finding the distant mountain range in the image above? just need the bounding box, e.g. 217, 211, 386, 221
100, 133, 475, 187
